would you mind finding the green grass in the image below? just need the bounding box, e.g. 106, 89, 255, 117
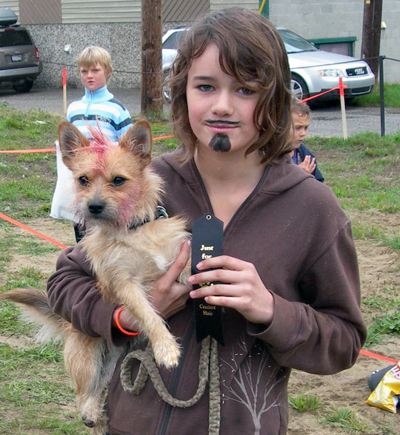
0, 344, 88, 435
365, 311, 400, 346
320, 407, 372, 433
354, 83, 400, 107
307, 132, 400, 245
289, 393, 321, 412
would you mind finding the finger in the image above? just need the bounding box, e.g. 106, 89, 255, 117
189, 268, 243, 288
163, 239, 191, 282
190, 281, 237, 298
194, 254, 246, 272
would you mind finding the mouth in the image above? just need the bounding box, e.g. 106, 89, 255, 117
206, 120, 239, 128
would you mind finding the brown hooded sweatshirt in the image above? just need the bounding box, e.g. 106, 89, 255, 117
47, 151, 366, 435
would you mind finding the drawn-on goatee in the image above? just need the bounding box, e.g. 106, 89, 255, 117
208, 133, 231, 152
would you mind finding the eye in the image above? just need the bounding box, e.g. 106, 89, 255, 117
112, 177, 125, 186
238, 87, 255, 95
198, 84, 214, 92
79, 176, 89, 186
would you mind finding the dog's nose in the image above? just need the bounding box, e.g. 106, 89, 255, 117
88, 200, 106, 215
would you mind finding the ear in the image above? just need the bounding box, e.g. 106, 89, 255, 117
119, 120, 153, 166
58, 121, 90, 169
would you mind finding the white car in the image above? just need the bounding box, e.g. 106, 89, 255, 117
162, 27, 375, 102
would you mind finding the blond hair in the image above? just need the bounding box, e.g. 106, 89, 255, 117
77, 46, 113, 80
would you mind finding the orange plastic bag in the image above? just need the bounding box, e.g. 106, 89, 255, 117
366, 362, 400, 413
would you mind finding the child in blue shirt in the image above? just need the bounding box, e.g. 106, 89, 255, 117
290, 98, 324, 183
50, 46, 133, 241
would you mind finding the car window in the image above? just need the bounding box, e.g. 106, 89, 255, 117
163, 31, 185, 50
0, 29, 32, 48
278, 29, 317, 54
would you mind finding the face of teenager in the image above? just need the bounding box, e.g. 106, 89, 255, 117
186, 43, 260, 156
80, 63, 110, 91
291, 112, 310, 149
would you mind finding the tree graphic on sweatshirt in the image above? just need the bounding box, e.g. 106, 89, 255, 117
220, 337, 286, 435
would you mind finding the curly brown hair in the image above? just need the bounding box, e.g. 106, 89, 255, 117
169, 7, 293, 164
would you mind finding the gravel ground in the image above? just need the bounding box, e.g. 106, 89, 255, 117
1, 86, 399, 138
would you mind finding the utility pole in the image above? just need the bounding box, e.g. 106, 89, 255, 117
141, 0, 163, 116
361, 0, 383, 85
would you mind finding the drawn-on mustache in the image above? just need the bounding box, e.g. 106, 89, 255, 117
206, 120, 238, 126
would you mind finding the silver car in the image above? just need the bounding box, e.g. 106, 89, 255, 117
162, 27, 375, 102
279, 28, 375, 101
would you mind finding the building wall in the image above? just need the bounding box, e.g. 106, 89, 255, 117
211, 0, 259, 11
61, 0, 141, 24
269, 0, 400, 84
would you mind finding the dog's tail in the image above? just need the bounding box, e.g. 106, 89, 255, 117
0, 287, 69, 342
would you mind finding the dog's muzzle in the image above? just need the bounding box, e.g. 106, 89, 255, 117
88, 199, 106, 215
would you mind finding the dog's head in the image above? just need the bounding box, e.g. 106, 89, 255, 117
58, 120, 163, 229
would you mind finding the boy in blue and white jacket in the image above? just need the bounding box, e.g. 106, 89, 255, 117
50, 46, 133, 240
66, 46, 132, 141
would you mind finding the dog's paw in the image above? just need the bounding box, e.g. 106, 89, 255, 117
82, 415, 96, 428
83, 414, 109, 434
80, 397, 104, 429
153, 335, 181, 369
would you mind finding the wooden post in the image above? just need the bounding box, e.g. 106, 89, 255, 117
141, 0, 163, 116
361, 0, 383, 86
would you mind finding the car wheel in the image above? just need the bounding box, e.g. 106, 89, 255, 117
13, 80, 34, 93
163, 70, 171, 103
290, 74, 309, 101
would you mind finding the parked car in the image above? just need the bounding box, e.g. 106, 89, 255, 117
162, 27, 375, 102
0, 8, 43, 93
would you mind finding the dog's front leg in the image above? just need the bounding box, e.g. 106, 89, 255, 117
118, 278, 181, 369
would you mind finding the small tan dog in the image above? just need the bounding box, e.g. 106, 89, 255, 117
1, 120, 190, 434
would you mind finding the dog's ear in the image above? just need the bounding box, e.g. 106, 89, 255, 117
120, 120, 153, 166
58, 121, 90, 169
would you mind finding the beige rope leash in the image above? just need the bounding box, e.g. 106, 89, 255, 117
120, 336, 220, 434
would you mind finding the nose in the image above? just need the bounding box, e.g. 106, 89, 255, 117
211, 90, 234, 116
88, 200, 106, 215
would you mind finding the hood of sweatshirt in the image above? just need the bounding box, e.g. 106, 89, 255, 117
156, 150, 313, 197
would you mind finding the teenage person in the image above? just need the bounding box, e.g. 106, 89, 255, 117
47, 9, 366, 435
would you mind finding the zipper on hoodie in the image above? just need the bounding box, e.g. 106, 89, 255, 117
157, 162, 271, 434
85, 90, 93, 117
157, 315, 195, 435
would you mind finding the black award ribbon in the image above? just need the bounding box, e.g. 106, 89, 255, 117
191, 213, 224, 345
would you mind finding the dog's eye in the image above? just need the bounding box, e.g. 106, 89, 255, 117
113, 177, 125, 186
79, 176, 89, 186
